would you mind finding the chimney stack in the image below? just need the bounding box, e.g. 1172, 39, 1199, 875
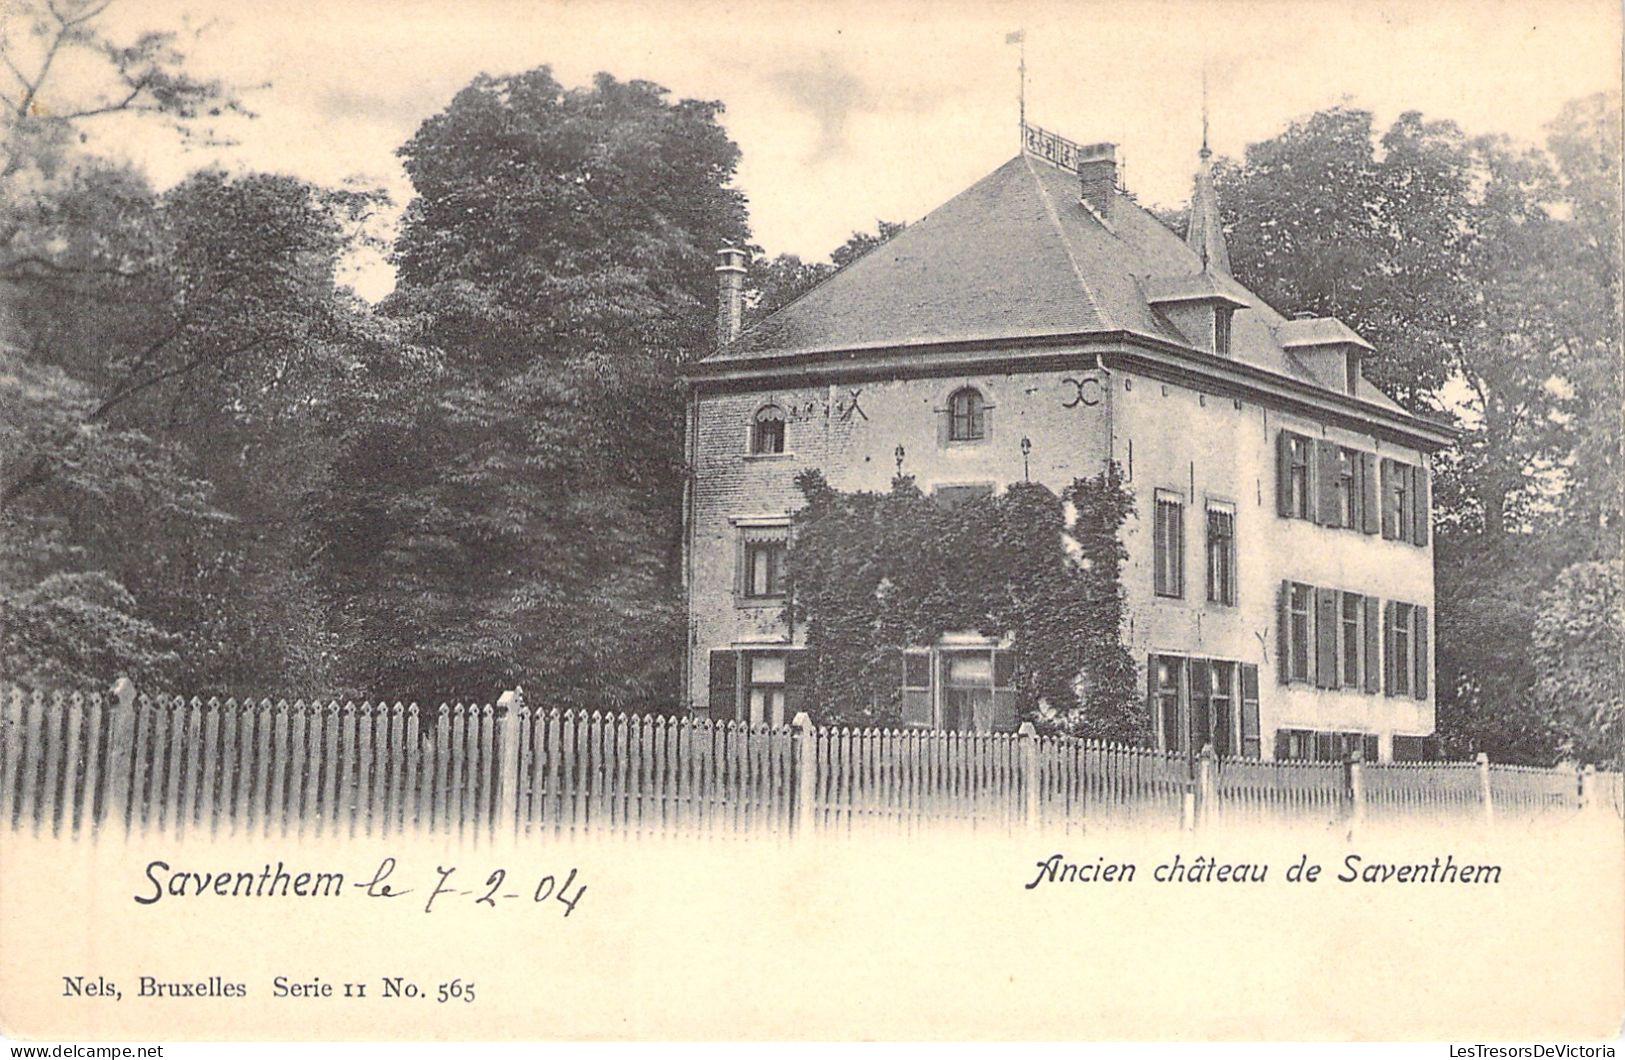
714, 245, 747, 346
1076, 142, 1117, 220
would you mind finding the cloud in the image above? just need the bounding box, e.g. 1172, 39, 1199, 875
764, 51, 878, 161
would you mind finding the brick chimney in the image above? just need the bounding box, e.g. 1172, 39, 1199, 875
714, 246, 747, 346
1076, 142, 1117, 220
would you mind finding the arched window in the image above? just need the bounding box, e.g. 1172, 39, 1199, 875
948, 387, 985, 441
751, 404, 786, 454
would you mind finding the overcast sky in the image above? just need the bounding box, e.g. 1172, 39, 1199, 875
67, 0, 1625, 301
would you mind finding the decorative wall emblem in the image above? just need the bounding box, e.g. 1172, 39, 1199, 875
1062, 376, 1103, 408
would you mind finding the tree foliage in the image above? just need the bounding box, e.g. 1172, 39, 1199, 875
785, 469, 1142, 739
1530, 559, 1623, 768
308, 68, 749, 705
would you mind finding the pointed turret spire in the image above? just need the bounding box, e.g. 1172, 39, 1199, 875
1185, 77, 1230, 274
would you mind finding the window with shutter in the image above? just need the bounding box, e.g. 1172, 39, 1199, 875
1362, 733, 1380, 764
948, 387, 986, 441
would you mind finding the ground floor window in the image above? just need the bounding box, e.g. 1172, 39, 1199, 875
707, 648, 802, 725
1148, 654, 1260, 761
1274, 728, 1379, 763
897, 642, 1017, 733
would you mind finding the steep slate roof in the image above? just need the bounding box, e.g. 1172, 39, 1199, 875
707, 151, 1406, 415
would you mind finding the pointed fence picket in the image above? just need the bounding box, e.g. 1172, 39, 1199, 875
0, 681, 1618, 839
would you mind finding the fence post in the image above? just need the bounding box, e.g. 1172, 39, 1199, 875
495, 687, 523, 842
106, 677, 137, 835
1018, 722, 1038, 831
793, 712, 815, 837
1194, 743, 1216, 830
1345, 746, 1365, 838
1579, 764, 1596, 815
1476, 752, 1493, 827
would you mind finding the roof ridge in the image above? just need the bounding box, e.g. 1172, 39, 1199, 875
1023, 153, 1108, 330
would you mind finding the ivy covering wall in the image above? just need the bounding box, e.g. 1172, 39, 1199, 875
785, 467, 1145, 741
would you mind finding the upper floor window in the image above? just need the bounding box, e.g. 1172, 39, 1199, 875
1205, 502, 1236, 606
750, 404, 786, 455
744, 539, 787, 598
1215, 307, 1234, 357
1284, 434, 1312, 520
948, 387, 985, 441
1336, 448, 1358, 529
1153, 489, 1185, 598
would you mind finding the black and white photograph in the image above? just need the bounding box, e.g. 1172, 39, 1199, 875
0, 0, 1620, 1045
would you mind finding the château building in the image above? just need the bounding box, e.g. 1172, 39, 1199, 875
680, 124, 1452, 762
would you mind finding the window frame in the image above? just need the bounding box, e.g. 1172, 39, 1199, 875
947, 386, 986, 442
1204, 500, 1237, 607
1288, 435, 1312, 520
748, 403, 787, 456
1153, 489, 1186, 599
744, 652, 787, 727
1339, 592, 1364, 690
1288, 582, 1313, 683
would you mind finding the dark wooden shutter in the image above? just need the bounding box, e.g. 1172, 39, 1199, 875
1413, 605, 1429, 700
991, 648, 1016, 732
708, 649, 738, 721
1359, 451, 1379, 534
783, 651, 808, 723
936, 403, 951, 448
1276, 430, 1294, 517
1411, 463, 1430, 546
901, 650, 932, 728
1315, 440, 1341, 525
1277, 581, 1292, 684
1240, 664, 1261, 759
1273, 729, 1290, 761
1380, 459, 1398, 539
982, 403, 996, 442
1315, 586, 1338, 689
1363, 733, 1379, 764
1382, 602, 1397, 696
1363, 595, 1381, 694
1146, 655, 1160, 745
1188, 659, 1212, 752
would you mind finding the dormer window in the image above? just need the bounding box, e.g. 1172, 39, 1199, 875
948, 387, 985, 441
751, 404, 786, 454
1215, 307, 1234, 357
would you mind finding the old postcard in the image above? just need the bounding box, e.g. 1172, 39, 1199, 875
0, 0, 1621, 1044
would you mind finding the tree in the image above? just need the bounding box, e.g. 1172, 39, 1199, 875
2, 157, 381, 691
1530, 559, 1623, 768
0, 0, 247, 181
309, 68, 749, 705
